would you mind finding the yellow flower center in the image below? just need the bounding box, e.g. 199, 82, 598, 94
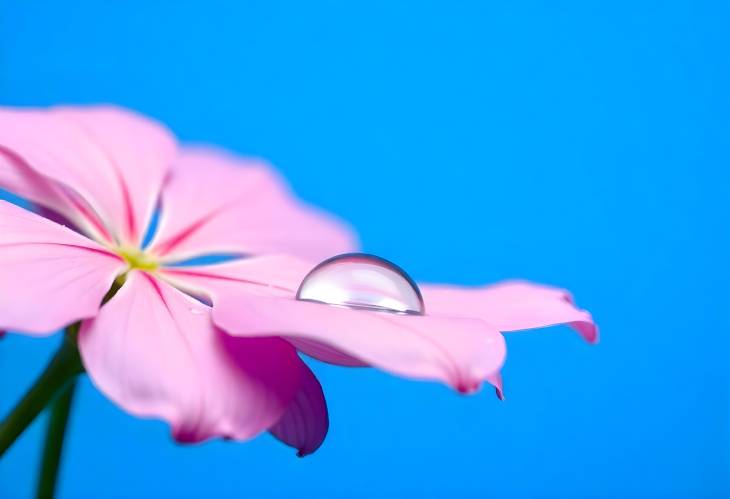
117, 247, 160, 272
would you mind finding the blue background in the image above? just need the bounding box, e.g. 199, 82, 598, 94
1, 1, 728, 497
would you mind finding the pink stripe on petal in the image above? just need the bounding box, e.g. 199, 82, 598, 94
420, 280, 598, 343
269, 361, 329, 457
157, 254, 312, 299
148, 147, 356, 262
0, 146, 71, 218
0, 106, 176, 245
0, 147, 111, 242
79, 272, 304, 443
0, 201, 124, 335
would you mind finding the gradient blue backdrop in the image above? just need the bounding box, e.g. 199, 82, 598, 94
1, 1, 728, 498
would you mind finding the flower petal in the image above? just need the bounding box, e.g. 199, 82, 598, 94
0, 106, 176, 245
0, 149, 105, 239
160, 255, 505, 391
269, 361, 329, 457
211, 291, 506, 393
158, 254, 310, 298
285, 338, 369, 367
487, 372, 505, 401
147, 147, 356, 262
78, 271, 305, 443
158, 255, 367, 367
0, 200, 124, 334
420, 281, 598, 343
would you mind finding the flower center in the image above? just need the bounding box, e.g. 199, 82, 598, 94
117, 247, 160, 271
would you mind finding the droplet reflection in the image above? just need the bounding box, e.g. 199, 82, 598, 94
296, 253, 425, 315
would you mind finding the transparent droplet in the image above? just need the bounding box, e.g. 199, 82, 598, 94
189, 307, 205, 315
296, 253, 424, 315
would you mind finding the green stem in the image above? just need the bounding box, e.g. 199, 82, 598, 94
0, 327, 83, 457
36, 378, 77, 499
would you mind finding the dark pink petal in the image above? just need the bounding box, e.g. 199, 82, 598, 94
211, 291, 506, 393
0, 106, 176, 245
0, 200, 124, 335
420, 281, 598, 343
78, 271, 305, 443
269, 361, 329, 457
147, 147, 356, 262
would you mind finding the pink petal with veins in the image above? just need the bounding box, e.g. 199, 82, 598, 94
0, 200, 124, 335
0, 147, 101, 238
158, 256, 368, 367
148, 147, 356, 262
211, 291, 506, 393
78, 271, 307, 443
421, 281, 598, 343
0, 106, 176, 245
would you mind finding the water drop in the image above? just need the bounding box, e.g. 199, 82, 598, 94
189, 307, 204, 315
296, 253, 424, 315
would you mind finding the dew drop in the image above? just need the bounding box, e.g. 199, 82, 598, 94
189, 307, 205, 315
296, 253, 424, 315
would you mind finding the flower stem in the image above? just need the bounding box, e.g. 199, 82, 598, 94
0, 327, 83, 457
36, 378, 77, 499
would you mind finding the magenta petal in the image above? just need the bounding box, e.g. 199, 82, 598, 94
147, 147, 357, 262
78, 271, 304, 443
0, 201, 124, 334
269, 361, 329, 457
211, 292, 506, 392
0, 106, 176, 245
421, 280, 598, 343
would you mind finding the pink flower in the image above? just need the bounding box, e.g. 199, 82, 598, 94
0, 105, 596, 456
0, 106, 354, 455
